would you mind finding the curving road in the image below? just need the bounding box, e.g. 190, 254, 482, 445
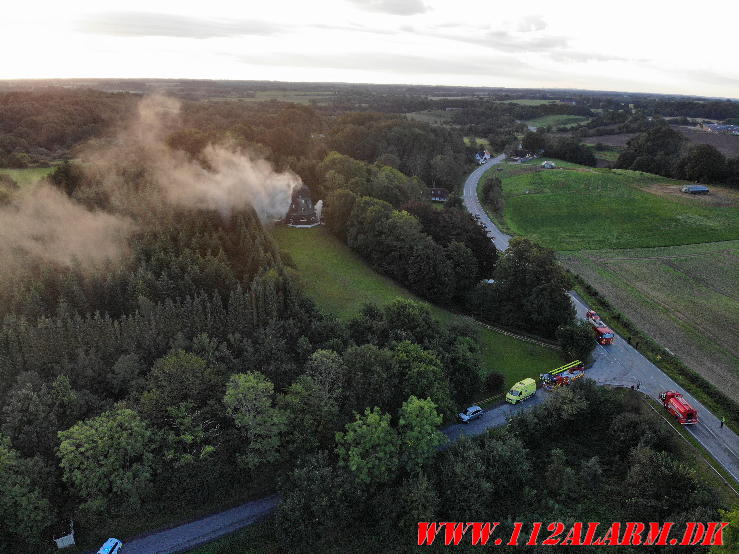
120, 158, 737, 553
462, 155, 739, 482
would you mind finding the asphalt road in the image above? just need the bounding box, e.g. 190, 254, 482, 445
462, 155, 739, 482
120, 157, 737, 553
120, 495, 278, 554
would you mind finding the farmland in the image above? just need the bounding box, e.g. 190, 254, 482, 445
524, 114, 590, 129
583, 125, 739, 157
272, 225, 562, 388
560, 241, 739, 400
0, 166, 54, 186
488, 161, 739, 250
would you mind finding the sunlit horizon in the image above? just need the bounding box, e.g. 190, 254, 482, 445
2, 0, 738, 99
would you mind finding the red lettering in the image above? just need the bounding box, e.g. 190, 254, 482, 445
560, 522, 584, 546
417, 522, 442, 546
645, 522, 674, 546
621, 522, 645, 545
593, 522, 621, 545
681, 522, 706, 545
542, 522, 566, 545
582, 522, 600, 545
508, 522, 524, 546
527, 522, 543, 545
470, 522, 499, 545
444, 522, 473, 546
701, 522, 730, 546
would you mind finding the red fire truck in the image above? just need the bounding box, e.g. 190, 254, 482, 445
585, 310, 615, 345
659, 391, 699, 425
540, 360, 585, 390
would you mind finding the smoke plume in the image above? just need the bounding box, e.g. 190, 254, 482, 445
0, 94, 301, 284
82, 95, 302, 220
0, 185, 134, 273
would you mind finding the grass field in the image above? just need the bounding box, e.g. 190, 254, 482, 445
485, 161, 739, 250
0, 166, 54, 185
561, 241, 739, 400
272, 226, 562, 389
464, 136, 491, 148
524, 114, 590, 128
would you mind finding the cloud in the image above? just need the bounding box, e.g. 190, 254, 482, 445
347, 0, 429, 16
78, 11, 281, 39
517, 15, 547, 32
239, 51, 536, 78
548, 50, 631, 63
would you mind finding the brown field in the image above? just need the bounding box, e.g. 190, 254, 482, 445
584, 125, 739, 157
672, 126, 739, 157
639, 182, 739, 207
562, 241, 739, 401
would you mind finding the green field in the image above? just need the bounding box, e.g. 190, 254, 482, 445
524, 114, 590, 128
464, 136, 491, 148
485, 161, 739, 250
272, 226, 562, 389
561, 241, 739, 400
0, 166, 54, 185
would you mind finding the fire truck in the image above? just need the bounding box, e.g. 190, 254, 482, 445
659, 391, 698, 425
540, 360, 585, 390
585, 310, 615, 345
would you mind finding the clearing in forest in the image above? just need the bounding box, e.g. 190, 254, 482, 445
272, 225, 562, 389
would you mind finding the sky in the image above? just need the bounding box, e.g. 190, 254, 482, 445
1, 0, 737, 98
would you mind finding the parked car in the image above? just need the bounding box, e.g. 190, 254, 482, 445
458, 405, 484, 423
98, 538, 123, 554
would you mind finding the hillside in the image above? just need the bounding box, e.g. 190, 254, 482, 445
272, 225, 562, 391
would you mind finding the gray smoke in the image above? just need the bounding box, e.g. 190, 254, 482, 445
0, 185, 134, 275
82, 95, 302, 220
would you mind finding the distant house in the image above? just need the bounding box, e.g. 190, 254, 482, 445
541, 160, 556, 169
431, 188, 449, 202
681, 184, 710, 194
286, 185, 319, 227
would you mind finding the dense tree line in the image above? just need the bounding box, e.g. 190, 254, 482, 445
521, 130, 596, 166
615, 124, 739, 187
325, 112, 467, 187
466, 238, 576, 339
322, 167, 497, 303
273, 380, 725, 553
0, 89, 137, 166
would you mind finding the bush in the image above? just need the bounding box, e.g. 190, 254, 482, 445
485, 372, 505, 395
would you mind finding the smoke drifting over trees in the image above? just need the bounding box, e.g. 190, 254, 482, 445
0, 95, 302, 282
80, 95, 302, 220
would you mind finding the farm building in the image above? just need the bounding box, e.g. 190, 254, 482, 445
681, 184, 710, 195
431, 188, 449, 202
541, 160, 556, 169
286, 184, 319, 227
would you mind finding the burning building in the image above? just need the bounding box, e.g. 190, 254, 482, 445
285, 184, 319, 227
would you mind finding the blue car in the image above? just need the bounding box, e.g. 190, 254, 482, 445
98, 538, 123, 554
